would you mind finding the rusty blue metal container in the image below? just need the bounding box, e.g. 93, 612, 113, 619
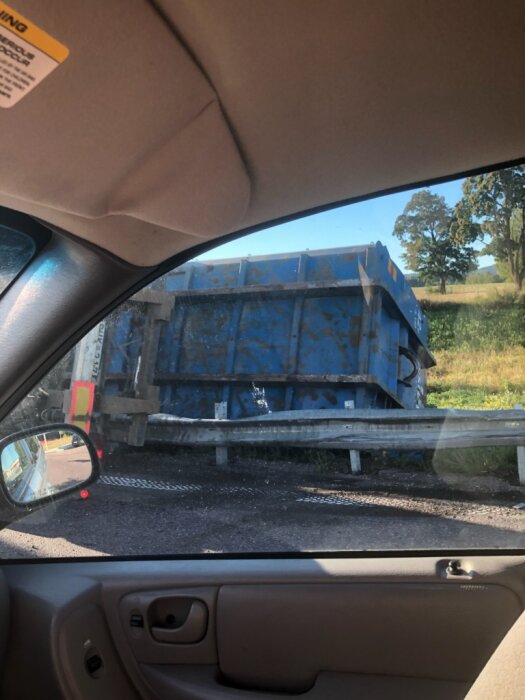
102, 243, 434, 419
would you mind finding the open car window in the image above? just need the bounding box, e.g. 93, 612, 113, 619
0, 163, 523, 558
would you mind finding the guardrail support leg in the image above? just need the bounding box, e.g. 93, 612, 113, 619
515, 405, 525, 486
345, 400, 361, 474
518, 447, 525, 487
215, 402, 229, 466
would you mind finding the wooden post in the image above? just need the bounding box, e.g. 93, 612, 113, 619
215, 402, 229, 466
344, 400, 361, 474
515, 405, 525, 487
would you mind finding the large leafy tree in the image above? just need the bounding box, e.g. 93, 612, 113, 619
455, 166, 525, 290
393, 190, 477, 294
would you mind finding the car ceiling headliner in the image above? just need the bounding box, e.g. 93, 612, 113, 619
1, 0, 524, 266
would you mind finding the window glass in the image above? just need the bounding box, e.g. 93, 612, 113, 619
0, 165, 523, 557
0, 225, 35, 295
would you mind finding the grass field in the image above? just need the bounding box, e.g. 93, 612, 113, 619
414, 282, 516, 304
418, 283, 525, 410
426, 347, 525, 409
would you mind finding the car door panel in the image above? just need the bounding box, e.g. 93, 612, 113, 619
216, 583, 520, 692
58, 603, 140, 700
140, 666, 470, 700
2, 555, 524, 699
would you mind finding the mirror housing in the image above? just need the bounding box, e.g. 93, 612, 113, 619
0, 424, 99, 523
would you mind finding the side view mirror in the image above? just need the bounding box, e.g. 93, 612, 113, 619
0, 424, 99, 509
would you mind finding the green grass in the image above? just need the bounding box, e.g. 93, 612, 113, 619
396, 447, 517, 479
420, 291, 524, 410
426, 346, 525, 409
426, 385, 524, 410
432, 446, 518, 479
420, 290, 524, 474
423, 300, 524, 352
414, 281, 517, 304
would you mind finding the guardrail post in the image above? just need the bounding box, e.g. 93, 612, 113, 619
215, 402, 229, 466
344, 400, 361, 474
515, 404, 525, 486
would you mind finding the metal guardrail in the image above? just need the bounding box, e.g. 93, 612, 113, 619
108, 407, 525, 484
144, 408, 525, 448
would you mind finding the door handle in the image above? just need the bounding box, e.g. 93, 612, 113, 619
151, 599, 208, 644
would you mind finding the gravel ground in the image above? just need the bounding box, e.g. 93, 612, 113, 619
0, 450, 523, 558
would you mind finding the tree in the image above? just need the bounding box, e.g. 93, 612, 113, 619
465, 270, 503, 284
393, 190, 477, 294
455, 166, 525, 290
495, 260, 513, 283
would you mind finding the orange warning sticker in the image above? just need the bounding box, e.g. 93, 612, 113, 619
0, 2, 68, 108
69, 381, 95, 434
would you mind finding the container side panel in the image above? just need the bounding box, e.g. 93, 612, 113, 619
178, 301, 233, 374
297, 296, 362, 375
106, 309, 143, 377
365, 245, 429, 346
156, 304, 184, 374
305, 252, 362, 282
231, 385, 285, 418
191, 262, 241, 289
245, 258, 300, 285
234, 299, 294, 374
167, 383, 224, 419
159, 384, 173, 413
292, 385, 357, 410
368, 303, 400, 396
159, 270, 186, 291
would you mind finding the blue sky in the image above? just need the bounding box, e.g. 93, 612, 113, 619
198, 177, 492, 274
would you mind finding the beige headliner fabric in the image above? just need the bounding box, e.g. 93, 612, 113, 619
1, 0, 525, 265
0, 0, 250, 264
465, 609, 525, 700
165, 0, 525, 227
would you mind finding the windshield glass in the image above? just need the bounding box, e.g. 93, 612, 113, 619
0, 225, 35, 295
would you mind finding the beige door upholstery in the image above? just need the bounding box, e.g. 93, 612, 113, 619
466, 609, 525, 699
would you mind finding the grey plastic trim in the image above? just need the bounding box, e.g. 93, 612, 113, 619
141, 665, 470, 700
0, 229, 148, 423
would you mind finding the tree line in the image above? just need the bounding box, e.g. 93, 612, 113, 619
393, 165, 525, 294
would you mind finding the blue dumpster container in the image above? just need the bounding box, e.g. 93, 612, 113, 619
102, 243, 434, 419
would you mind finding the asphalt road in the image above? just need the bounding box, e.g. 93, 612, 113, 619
0, 450, 523, 558
45, 444, 93, 491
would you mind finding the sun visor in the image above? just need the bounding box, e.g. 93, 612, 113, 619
0, 0, 250, 240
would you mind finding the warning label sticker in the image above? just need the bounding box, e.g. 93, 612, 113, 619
0, 2, 68, 108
